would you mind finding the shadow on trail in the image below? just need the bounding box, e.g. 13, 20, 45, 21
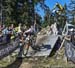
50, 37, 62, 57
4, 58, 23, 68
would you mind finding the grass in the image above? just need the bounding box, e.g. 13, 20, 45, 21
0, 54, 17, 68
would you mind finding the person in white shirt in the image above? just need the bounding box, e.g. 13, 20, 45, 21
24, 25, 34, 35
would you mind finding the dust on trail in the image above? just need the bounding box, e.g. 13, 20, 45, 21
35, 35, 48, 46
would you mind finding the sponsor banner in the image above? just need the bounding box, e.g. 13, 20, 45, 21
64, 40, 75, 63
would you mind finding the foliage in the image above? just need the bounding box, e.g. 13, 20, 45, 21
68, 0, 75, 25
2, 0, 74, 28
2, 0, 45, 26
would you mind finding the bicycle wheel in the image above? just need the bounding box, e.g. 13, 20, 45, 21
30, 37, 41, 51
23, 42, 30, 56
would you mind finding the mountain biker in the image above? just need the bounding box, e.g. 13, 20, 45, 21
23, 25, 35, 47
24, 25, 35, 36
24, 24, 43, 52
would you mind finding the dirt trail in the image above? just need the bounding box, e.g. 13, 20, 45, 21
19, 62, 33, 68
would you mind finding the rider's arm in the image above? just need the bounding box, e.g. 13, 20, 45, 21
24, 28, 32, 33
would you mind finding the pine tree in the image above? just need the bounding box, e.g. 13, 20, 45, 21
68, 0, 75, 24
1, 0, 45, 26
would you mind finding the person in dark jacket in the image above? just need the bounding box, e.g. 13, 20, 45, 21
0, 31, 3, 42
6, 26, 13, 43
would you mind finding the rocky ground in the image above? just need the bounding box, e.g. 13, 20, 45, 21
0, 47, 75, 68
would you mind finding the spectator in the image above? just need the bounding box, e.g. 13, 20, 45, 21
0, 31, 3, 42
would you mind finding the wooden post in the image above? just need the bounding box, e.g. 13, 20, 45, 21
57, 36, 71, 54
57, 38, 65, 54
63, 54, 68, 64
